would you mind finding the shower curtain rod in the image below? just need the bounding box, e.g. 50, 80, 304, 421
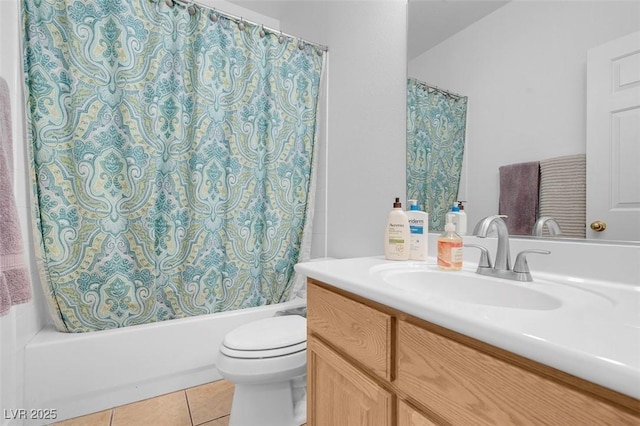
167, 0, 329, 53
411, 77, 463, 99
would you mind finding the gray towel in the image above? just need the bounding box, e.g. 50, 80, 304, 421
539, 154, 586, 238
499, 161, 540, 235
0, 76, 32, 316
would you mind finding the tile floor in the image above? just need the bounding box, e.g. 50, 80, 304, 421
52, 380, 234, 426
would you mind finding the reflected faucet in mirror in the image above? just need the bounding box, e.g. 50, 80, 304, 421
468, 215, 550, 282
532, 217, 562, 237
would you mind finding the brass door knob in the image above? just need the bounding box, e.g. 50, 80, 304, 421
590, 221, 607, 232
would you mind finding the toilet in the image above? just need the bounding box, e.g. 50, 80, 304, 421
216, 315, 307, 426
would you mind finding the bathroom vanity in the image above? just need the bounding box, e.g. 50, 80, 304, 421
297, 257, 640, 425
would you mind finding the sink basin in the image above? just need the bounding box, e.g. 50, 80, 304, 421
373, 265, 563, 310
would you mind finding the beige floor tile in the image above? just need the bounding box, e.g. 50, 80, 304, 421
186, 380, 234, 425
52, 410, 112, 426
111, 391, 191, 426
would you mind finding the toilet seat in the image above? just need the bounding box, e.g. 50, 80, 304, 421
221, 315, 306, 359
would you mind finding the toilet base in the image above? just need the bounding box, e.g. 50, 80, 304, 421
229, 377, 306, 426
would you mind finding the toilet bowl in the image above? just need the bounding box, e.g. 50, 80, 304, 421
216, 315, 307, 426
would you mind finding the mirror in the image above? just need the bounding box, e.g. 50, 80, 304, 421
407, 0, 640, 243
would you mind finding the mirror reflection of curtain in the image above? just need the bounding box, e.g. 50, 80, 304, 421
22, 0, 325, 332
407, 78, 468, 231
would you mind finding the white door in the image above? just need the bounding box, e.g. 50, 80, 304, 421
586, 31, 640, 242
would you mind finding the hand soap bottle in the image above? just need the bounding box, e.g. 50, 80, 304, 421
437, 218, 463, 271
445, 202, 467, 236
445, 203, 460, 232
384, 197, 410, 261
407, 200, 429, 261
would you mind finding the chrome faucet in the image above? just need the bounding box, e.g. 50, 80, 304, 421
467, 215, 550, 282
532, 217, 562, 236
472, 215, 511, 271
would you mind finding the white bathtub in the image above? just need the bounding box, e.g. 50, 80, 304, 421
23, 298, 306, 425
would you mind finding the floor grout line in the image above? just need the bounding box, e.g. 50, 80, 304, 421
184, 390, 195, 426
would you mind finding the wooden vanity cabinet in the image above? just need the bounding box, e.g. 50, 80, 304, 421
306, 278, 640, 426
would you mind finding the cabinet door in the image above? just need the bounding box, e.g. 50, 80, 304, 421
397, 400, 439, 426
308, 336, 392, 426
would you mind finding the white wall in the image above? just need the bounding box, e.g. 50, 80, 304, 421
409, 1, 640, 229
279, 1, 408, 259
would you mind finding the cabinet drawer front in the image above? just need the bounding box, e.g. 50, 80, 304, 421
397, 320, 639, 425
307, 281, 392, 380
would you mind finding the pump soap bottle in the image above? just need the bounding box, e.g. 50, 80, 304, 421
445, 203, 459, 232
456, 201, 467, 235
437, 218, 463, 271
384, 198, 410, 261
407, 200, 429, 261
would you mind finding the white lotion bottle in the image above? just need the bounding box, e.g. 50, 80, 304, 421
384, 197, 410, 261
456, 201, 467, 235
407, 200, 429, 261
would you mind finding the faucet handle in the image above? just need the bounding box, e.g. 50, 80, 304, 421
465, 244, 492, 269
513, 249, 551, 281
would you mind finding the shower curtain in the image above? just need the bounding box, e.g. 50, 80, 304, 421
406, 78, 467, 231
22, 0, 325, 332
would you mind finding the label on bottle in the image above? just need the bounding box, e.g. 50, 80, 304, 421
388, 225, 406, 244
409, 218, 424, 235
410, 226, 423, 235
387, 225, 407, 255
390, 243, 406, 256
437, 240, 463, 270
409, 224, 424, 254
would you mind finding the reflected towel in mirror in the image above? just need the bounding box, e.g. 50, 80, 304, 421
539, 154, 586, 238
499, 161, 540, 235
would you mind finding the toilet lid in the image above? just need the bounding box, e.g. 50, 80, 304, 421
223, 315, 306, 352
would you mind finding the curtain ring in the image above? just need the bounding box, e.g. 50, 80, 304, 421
238, 19, 245, 31
209, 10, 218, 22
278, 32, 285, 44
165, 0, 173, 6
187, 4, 196, 15
298, 40, 305, 50
259, 25, 266, 38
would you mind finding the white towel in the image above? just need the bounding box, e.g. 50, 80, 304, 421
0, 75, 32, 316
539, 154, 586, 238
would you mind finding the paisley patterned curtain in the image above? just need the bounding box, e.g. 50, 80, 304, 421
22, 0, 325, 332
406, 78, 467, 231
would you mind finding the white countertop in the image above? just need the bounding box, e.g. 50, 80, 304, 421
295, 256, 640, 399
